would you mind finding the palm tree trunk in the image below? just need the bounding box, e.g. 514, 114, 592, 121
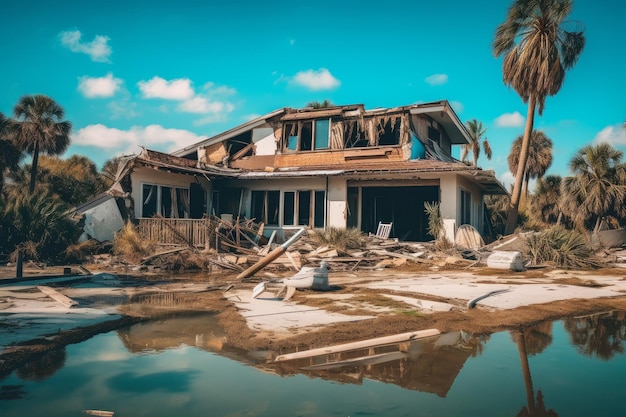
505, 95, 536, 235
516, 331, 536, 415
29, 140, 40, 194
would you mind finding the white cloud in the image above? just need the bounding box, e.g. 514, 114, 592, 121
138, 76, 195, 100
495, 111, 525, 127
594, 124, 626, 146
72, 124, 203, 154
499, 171, 515, 191
178, 97, 229, 114
59, 30, 111, 62
292, 68, 340, 91
450, 100, 464, 114
77, 73, 122, 98
424, 73, 448, 86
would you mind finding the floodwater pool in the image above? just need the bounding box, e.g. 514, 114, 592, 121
1, 310, 625, 417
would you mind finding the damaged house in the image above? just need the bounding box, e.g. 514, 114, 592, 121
76, 100, 506, 246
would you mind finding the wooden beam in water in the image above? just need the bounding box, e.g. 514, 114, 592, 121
273, 329, 440, 362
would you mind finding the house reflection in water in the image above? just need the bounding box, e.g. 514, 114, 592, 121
271, 331, 488, 397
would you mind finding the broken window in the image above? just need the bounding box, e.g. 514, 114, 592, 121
378, 116, 402, 146
344, 120, 368, 148
142, 184, 157, 218
251, 190, 280, 226
161, 186, 172, 217
283, 119, 331, 151
141, 184, 191, 219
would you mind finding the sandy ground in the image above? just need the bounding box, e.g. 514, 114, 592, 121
2, 264, 626, 371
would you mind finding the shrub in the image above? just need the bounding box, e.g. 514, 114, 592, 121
311, 227, 365, 251
525, 226, 601, 269
112, 222, 155, 262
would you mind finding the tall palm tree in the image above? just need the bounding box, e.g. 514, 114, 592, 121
493, 0, 585, 234
508, 130, 554, 200
561, 143, 626, 231
461, 119, 492, 167
6, 95, 72, 194
0, 112, 24, 193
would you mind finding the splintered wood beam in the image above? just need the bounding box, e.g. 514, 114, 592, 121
37, 286, 78, 308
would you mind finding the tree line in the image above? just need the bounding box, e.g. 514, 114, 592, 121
0, 95, 118, 263
1, 0, 623, 265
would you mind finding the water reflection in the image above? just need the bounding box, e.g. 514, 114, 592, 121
271, 331, 489, 397
564, 310, 626, 360
513, 324, 558, 417
3, 310, 626, 417
15, 348, 66, 381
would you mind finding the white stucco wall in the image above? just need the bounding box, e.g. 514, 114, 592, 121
252, 127, 277, 156
439, 173, 485, 242
327, 177, 347, 228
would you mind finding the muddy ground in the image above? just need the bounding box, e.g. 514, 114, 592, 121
2, 263, 626, 374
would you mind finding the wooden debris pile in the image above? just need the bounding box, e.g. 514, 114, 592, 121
104, 217, 503, 274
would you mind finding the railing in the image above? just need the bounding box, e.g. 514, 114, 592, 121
137, 218, 217, 247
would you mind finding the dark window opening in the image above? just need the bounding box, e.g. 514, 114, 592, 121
158, 185, 172, 217
300, 121, 313, 151
226, 131, 253, 157
283, 191, 295, 225
461, 190, 471, 225
142, 184, 157, 218
314, 191, 325, 227
378, 117, 402, 146
361, 186, 439, 241
267, 191, 279, 225
251, 190, 280, 225
428, 125, 441, 144
344, 120, 368, 148
298, 191, 311, 225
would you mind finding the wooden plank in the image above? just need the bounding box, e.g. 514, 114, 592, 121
37, 286, 78, 308
273, 329, 440, 362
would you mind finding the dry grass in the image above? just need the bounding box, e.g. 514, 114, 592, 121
64, 240, 101, 263
310, 227, 366, 251
112, 222, 156, 263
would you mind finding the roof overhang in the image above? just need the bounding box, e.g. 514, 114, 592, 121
235, 169, 345, 179
171, 108, 286, 158
409, 101, 471, 145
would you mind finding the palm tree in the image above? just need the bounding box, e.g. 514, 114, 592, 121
493, 0, 585, 234
6, 95, 72, 194
508, 130, 554, 200
561, 143, 626, 231
531, 175, 564, 225
461, 119, 492, 167
0, 112, 23, 193
307, 100, 334, 109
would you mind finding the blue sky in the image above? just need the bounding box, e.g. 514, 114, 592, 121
1, 0, 624, 189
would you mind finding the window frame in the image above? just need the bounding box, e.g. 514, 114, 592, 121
283, 118, 331, 152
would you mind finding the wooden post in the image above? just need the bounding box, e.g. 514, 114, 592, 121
16, 250, 23, 279
236, 228, 306, 280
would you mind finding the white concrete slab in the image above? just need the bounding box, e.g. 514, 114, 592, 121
364, 276, 622, 309
228, 290, 375, 333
